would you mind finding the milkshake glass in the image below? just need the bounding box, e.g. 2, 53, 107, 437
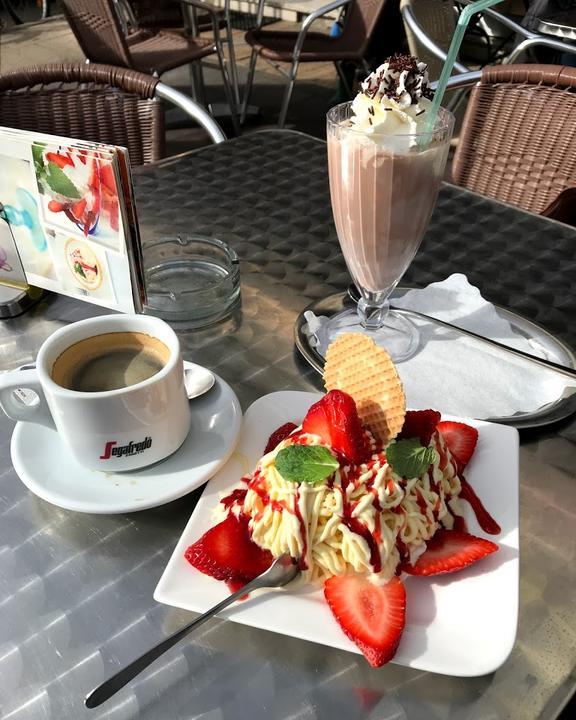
326, 101, 454, 361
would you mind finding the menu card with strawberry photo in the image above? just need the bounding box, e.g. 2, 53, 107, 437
0, 126, 145, 313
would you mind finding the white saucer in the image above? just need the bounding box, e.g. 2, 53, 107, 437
10, 373, 242, 514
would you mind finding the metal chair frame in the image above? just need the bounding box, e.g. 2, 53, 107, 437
240, 0, 352, 128
401, 2, 576, 72
155, 81, 226, 144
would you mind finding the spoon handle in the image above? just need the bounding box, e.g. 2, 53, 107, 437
85, 576, 264, 709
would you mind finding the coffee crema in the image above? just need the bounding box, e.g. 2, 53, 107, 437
51, 331, 171, 392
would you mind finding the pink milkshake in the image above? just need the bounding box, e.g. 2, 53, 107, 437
325, 55, 454, 360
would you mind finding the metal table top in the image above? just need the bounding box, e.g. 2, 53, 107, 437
0, 130, 575, 720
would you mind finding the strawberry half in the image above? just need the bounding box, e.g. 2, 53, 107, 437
302, 390, 369, 464
264, 422, 298, 454
398, 409, 441, 446
324, 575, 406, 667
403, 530, 498, 576
437, 421, 478, 471
185, 514, 273, 587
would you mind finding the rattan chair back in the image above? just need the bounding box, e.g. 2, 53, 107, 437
0, 64, 164, 165
453, 64, 576, 215
400, 0, 456, 79
61, 0, 133, 68
338, 0, 390, 55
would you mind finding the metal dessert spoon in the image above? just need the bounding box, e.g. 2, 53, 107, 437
183, 363, 215, 399
85, 554, 300, 709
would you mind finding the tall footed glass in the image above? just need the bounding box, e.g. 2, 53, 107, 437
326, 102, 454, 361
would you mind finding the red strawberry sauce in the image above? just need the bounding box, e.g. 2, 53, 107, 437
338, 460, 383, 573
458, 476, 501, 535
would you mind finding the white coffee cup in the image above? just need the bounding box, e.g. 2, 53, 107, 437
0, 314, 191, 471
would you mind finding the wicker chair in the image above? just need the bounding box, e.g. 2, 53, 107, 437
0, 64, 225, 166
60, 0, 238, 131
400, 0, 467, 80
241, 0, 389, 128
444, 65, 576, 222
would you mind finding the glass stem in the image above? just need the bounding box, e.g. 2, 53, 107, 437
357, 296, 390, 331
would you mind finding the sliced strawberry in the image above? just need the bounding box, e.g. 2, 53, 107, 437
398, 409, 441, 446
108, 199, 119, 231
324, 575, 406, 667
437, 421, 478, 471
46, 151, 73, 169
99, 162, 117, 194
47, 199, 66, 213
302, 390, 369, 464
402, 530, 498, 576
264, 422, 298, 454
70, 198, 87, 220
185, 514, 273, 586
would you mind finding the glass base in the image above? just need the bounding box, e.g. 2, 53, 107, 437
318, 308, 419, 363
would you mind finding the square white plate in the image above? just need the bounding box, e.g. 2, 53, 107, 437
155, 391, 519, 676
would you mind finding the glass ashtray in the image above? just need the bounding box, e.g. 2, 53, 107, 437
143, 235, 240, 326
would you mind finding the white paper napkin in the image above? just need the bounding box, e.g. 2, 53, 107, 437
305, 274, 572, 419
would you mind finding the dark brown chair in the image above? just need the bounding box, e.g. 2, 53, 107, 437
450, 65, 576, 220
241, 0, 389, 128
0, 63, 225, 166
60, 0, 238, 130
126, 0, 220, 34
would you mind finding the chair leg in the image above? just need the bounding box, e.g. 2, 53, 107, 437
216, 44, 240, 135
278, 60, 299, 129
224, 5, 241, 106
240, 49, 258, 125
334, 61, 353, 99
189, 60, 208, 108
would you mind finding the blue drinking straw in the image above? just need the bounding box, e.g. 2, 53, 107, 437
424, 0, 505, 137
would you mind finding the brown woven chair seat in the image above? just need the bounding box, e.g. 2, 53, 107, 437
245, 29, 362, 63
129, 31, 215, 75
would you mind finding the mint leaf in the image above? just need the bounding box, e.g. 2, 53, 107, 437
45, 163, 81, 199
275, 445, 339, 484
74, 262, 86, 278
32, 142, 46, 170
387, 438, 439, 479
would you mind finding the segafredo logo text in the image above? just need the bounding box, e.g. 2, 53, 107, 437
99, 437, 152, 459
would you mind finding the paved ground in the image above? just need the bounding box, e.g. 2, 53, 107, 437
0, 13, 340, 152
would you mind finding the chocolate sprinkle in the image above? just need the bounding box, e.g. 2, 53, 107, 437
362, 54, 434, 105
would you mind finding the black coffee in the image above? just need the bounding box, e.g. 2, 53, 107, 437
51, 331, 170, 392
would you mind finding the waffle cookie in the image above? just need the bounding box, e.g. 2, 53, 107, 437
323, 333, 406, 445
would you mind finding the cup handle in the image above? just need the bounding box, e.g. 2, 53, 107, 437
0, 368, 54, 426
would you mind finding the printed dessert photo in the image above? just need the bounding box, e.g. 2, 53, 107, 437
47, 232, 116, 306
0, 153, 53, 281
0, 220, 27, 288
33, 143, 122, 252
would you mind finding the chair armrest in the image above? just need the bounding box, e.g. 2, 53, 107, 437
155, 81, 226, 143
430, 70, 481, 92
293, 0, 351, 62
482, 7, 530, 38
401, 5, 469, 75
541, 188, 576, 227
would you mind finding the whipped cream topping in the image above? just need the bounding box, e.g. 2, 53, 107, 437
350, 54, 434, 135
